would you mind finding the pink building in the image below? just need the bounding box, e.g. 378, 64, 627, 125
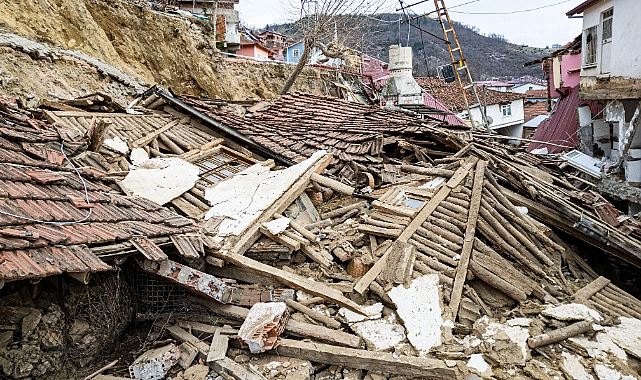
237, 37, 271, 61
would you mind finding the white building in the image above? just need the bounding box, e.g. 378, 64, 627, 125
567, 0, 641, 212
512, 82, 547, 94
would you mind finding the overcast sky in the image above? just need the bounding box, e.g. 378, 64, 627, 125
237, 0, 587, 48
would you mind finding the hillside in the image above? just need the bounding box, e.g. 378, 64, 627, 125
271, 13, 553, 80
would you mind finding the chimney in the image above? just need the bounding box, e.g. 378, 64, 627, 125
380, 45, 423, 107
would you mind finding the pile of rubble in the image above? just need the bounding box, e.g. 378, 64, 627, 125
2, 88, 641, 380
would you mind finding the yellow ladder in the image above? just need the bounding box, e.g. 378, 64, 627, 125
433, 0, 487, 129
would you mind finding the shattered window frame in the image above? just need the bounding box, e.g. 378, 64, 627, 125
583, 25, 598, 66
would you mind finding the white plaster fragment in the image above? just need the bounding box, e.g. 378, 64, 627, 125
104, 136, 129, 153
593, 364, 635, 380
339, 303, 383, 323
605, 317, 641, 360
476, 316, 530, 362
388, 274, 442, 356
204, 151, 327, 237
561, 351, 594, 380
351, 315, 406, 351
262, 217, 291, 235
419, 177, 445, 189
467, 354, 493, 378
118, 157, 199, 205
542, 303, 603, 322
507, 318, 531, 327
130, 147, 149, 166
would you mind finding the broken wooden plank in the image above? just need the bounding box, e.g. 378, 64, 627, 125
357, 224, 402, 238
206, 328, 228, 363
132, 119, 180, 148
354, 158, 476, 295
450, 160, 486, 319
208, 251, 370, 316
190, 297, 362, 348
269, 339, 458, 378
311, 173, 355, 195
573, 276, 611, 301
285, 298, 342, 329
259, 225, 301, 251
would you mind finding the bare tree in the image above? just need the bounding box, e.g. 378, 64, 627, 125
279, 0, 388, 95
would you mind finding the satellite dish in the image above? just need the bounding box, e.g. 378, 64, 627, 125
485, 116, 493, 125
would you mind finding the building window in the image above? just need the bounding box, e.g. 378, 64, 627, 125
501, 104, 512, 117
293, 49, 300, 58
602, 8, 613, 41
583, 25, 598, 66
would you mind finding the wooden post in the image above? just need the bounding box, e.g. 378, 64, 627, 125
527, 321, 593, 348
450, 160, 486, 318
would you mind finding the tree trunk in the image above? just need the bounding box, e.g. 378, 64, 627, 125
280, 39, 314, 95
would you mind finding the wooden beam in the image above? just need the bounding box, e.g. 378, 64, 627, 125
269, 339, 459, 378
207, 251, 370, 316
206, 328, 228, 363
132, 119, 181, 148
354, 157, 477, 295
573, 276, 610, 301
449, 160, 486, 318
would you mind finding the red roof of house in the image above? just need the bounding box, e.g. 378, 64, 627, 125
416, 77, 526, 113
527, 86, 603, 154
566, 0, 601, 16
524, 102, 549, 122
525, 89, 558, 99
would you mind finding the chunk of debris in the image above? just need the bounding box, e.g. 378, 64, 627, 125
238, 302, 290, 353
388, 274, 444, 356
351, 315, 406, 351
118, 157, 200, 205
542, 303, 603, 322
129, 343, 180, 380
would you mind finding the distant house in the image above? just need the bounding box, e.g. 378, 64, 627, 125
237, 37, 271, 60
417, 77, 526, 139
285, 41, 307, 64
512, 82, 547, 94
256, 30, 289, 51
176, 0, 240, 52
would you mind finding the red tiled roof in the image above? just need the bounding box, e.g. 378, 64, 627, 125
527, 86, 603, 154
524, 101, 549, 122
525, 89, 553, 99
0, 95, 198, 281
182, 92, 466, 164
416, 77, 526, 113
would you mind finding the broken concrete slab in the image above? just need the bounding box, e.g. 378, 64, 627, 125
262, 217, 291, 235
118, 157, 199, 205
238, 302, 289, 354
388, 274, 443, 356
104, 136, 129, 154
542, 303, 603, 322
338, 303, 383, 324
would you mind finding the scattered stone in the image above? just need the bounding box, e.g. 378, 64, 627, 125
184, 364, 211, 380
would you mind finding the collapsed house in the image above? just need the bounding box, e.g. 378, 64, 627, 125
3, 72, 641, 380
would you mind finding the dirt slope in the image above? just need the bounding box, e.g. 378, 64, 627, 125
0, 0, 323, 99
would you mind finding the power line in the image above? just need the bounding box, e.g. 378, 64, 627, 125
450, 0, 571, 15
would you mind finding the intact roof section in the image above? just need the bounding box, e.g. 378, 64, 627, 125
567, 0, 602, 16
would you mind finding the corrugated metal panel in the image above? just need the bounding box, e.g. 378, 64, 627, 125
527, 86, 603, 154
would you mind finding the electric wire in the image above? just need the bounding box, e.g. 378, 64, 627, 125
450, 0, 571, 15
0, 143, 93, 225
